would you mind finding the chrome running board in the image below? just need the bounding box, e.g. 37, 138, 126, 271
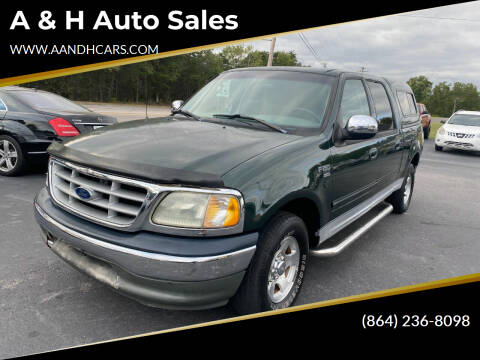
316, 178, 402, 244
310, 202, 393, 258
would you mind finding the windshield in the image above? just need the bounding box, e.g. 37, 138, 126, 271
182, 70, 335, 133
448, 114, 480, 126
13, 91, 90, 113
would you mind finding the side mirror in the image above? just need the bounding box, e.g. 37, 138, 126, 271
171, 100, 184, 112
440, 120, 446, 124
345, 115, 378, 139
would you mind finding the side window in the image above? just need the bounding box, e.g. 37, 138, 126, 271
367, 81, 394, 131
340, 79, 371, 128
0, 98, 6, 111
397, 91, 410, 116
0, 93, 31, 113
407, 93, 417, 114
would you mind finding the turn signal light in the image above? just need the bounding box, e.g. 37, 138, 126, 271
49, 118, 80, 137
203, 195, 240, 228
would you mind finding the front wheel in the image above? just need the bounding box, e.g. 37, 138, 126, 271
231, 212, 309, 314
387, 163, 415, 214
435, 145, 443, 151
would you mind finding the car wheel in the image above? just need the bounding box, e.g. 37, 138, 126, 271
0, 135, 26, 176
231, 211, 309, 314
435, 145, 443, 151
387, 163, 415, 214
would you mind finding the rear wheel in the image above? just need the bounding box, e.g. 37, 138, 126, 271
0, 135, 25, 176
435, 145, 443, 151
231, 211, 309, 314
387, 163, 415, 214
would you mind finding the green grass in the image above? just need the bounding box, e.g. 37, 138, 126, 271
429, 122, 442, 139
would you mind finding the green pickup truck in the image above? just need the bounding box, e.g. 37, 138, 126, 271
34, 67, 423, 314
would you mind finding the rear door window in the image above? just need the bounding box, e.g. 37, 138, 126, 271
397, 91, 418, 116
407, 93, 417, 115
367, 81, 394, 131
397, 91, 410, 115
339, 79, 371, 128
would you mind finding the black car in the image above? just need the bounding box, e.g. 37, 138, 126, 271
0, 86, 117, 176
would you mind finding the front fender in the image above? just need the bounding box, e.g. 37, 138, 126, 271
222, 136, 330, 233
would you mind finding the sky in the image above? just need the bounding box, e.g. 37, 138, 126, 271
224, 1, 480, 87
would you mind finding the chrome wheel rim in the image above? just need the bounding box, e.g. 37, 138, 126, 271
0, 140, 18, 172
267, 235, 300, 304
403, 174, 412, 206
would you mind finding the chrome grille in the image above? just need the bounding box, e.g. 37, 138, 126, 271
447, 132, 475, 139
49, 159, 149, 226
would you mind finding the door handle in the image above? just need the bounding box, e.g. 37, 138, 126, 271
369, 147, 378, 160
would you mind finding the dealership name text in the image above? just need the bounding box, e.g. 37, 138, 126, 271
9, 10, 239, 31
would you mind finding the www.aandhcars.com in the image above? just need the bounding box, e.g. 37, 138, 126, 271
9, 44, 159, 56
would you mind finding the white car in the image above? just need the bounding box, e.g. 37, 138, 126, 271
435, 110, 480, 152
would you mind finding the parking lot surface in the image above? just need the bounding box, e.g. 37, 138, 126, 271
1, 130, 479, 357
79, 102, 170, 122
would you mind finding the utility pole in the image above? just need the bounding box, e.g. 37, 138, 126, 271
452, 97, 458, 114
267, 37, 276, 66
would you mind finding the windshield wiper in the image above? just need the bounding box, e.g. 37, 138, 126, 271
212, 114, 287, 134
172, 109, 202, 121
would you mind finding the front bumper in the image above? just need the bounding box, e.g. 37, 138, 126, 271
34, 188, 258, 309
435, 135, 480, 151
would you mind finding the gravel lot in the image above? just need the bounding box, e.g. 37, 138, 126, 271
1, 105, 479, 358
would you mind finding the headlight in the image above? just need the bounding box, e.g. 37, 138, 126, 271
151, 191, 241, 229
438, 127, 445, 135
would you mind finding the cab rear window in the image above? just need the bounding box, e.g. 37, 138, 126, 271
397, 91, 417, 116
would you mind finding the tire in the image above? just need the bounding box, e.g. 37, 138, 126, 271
435, 145, 443, 151
231, 211, 309, 314
387, 163, 415, 214
0, 135, 26, 176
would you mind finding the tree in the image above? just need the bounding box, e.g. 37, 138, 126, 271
450, 82, 480, 112
407, 76, 433, 104
427, 82, 452, 117
219, 45, 253, 70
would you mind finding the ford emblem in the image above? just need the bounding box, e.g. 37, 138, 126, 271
75, 187, 94, 200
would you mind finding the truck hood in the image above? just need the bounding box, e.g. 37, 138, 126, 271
48, 117, 301, 187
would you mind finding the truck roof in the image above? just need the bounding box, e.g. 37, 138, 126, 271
225, 66, 412, 91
